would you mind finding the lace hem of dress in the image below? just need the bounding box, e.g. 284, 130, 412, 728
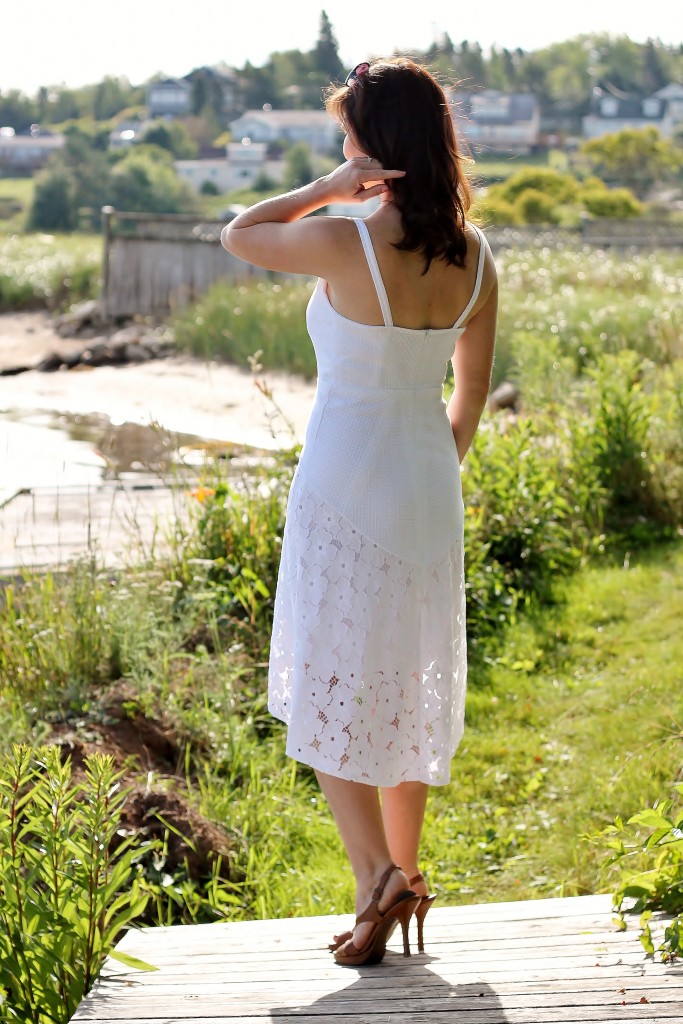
268, 483, 467, 787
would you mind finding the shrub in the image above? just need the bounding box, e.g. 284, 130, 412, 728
200, 179, 220, 196
474, 194, 521, 226
27, 168, 77, 232
499, 167, 580, 205
581, 186, 643, 218
514, 188, 559, 224
463, 416, 579, 641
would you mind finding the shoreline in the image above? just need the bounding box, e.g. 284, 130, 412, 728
0, 310, 316, 450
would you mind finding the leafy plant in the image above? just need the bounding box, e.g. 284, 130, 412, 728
0, 745, 156, 1023
587, 783, 683, 962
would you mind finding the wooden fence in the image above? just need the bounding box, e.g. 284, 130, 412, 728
100, 207, 268, 319
100, 208, 683, 319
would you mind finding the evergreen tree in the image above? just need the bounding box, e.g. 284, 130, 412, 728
313, 11, 344, 80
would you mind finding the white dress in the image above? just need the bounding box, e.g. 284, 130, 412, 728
268, 218, 489, 786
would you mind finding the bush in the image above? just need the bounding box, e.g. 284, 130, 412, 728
474, 195, 521, 226
200, 179, 220, 195
463, 416, 579, 641
514, 188, 559, 224
499, 167, 580, 205
581, 186, 643, 218
0, 745, 155, 1023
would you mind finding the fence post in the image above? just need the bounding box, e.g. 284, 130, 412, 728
100, 206, 114, 319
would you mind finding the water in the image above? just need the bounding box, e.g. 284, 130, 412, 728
0, 408, 258, 507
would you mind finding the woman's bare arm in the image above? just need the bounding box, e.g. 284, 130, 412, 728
220, 159, 405, 276
447, 249, 498, 463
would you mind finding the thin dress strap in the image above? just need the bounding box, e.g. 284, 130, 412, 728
453, 224, 487, 330
353, 218, 393, 327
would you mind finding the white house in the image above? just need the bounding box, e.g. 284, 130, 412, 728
450, 90, 541, 154
582, 83, 683, 140
228, 109, 340, 153
175, 142, 284, 193
0, 128, 64, 172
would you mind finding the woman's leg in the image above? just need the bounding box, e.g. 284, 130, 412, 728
315, 770, 412, 949
380, 781, 430, 895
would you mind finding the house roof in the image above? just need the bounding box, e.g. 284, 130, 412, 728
148, 78, 190, 91
653, 82, 683, 100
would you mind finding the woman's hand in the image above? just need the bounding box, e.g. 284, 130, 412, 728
321, 157, 406, 204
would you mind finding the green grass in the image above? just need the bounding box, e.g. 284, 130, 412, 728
0, 231, 101, 310
0, 177, 36, 232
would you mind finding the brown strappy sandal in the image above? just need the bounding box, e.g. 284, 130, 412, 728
333, 864, 420, 967
409, 871, 437, 953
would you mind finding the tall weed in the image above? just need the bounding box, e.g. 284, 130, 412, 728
0, 745, 155, 1023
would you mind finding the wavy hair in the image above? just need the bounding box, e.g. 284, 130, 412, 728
326, 58, 472, 272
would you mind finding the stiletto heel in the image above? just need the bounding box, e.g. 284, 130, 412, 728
409, 872, 437, 953
333, 864, 420, 967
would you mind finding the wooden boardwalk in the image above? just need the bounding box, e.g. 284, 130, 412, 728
0, 481, 192, 573
71, 893, 682, 1022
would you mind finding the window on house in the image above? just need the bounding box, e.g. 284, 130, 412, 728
643, 99, 659, 117
600, 97, 618, 116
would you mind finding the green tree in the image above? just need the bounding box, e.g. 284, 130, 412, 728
28, 167, 76, 231
581, 127, 682, 196
284, 142, 314, 189
140, 120, 198, 159
312, 10, 344, 81
0, 90, 36, 132
110, 152, 198, 214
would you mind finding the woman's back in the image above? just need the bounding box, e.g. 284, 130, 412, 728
324, 210, 490, 332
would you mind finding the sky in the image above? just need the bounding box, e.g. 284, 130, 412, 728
3, 0, 680, 96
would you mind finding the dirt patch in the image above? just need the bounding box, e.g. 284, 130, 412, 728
49, 680, 232, 880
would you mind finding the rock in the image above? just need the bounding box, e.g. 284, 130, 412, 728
488, 381, 520, 413
36, 352, 64, 372
63, 349, 84, 369
124, 343, 154, 362
109, 325, 144, 346
80, 343, 124, 367
53, 299, 101, 337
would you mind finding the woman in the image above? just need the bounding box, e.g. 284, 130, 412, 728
221, 57, 497, 967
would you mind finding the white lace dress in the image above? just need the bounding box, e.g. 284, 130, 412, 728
268, 218, 488, 786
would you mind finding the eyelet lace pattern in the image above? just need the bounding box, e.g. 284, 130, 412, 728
268, 483, 467, 786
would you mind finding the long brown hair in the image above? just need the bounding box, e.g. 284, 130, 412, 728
326, 58, 472, 272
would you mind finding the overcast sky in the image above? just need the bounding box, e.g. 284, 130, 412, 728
3, 0, 680, 96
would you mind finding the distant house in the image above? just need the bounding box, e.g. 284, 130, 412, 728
0, 128, 64, 172
146, 78, 192, 119
451, 90, 541, 154
582, 83, 683, 139
228, 109, 340, 153
175, 142, 284, 194
146, 65, 237, 120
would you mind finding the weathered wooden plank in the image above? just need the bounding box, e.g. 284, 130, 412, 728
116, 895, 618, 947
71, 893, 678, 1023
68, 982, 683, 1013
69, 1013, 683, 1023
110, 926, 650, 959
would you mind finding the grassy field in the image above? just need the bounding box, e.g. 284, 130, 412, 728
0, 177, 36, 232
